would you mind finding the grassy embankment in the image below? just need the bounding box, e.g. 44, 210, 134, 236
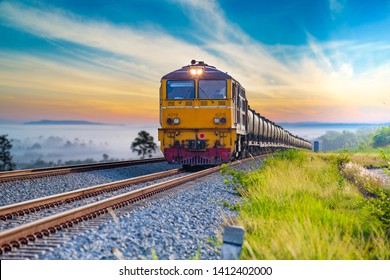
221, 148, 390, 259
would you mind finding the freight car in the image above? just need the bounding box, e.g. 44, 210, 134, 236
158, 60, 312, 166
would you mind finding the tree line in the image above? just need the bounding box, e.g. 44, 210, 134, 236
315, 125, 390, 151
0, 130, 157, 171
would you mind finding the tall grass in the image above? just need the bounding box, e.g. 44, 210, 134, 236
342, 162, 390, 230
230, 150, 389, 259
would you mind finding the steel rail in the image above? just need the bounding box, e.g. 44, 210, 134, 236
0, 155, 268, 254
0, 165, 221, 253
0, 168, 182, 220
0, 157, 166, 182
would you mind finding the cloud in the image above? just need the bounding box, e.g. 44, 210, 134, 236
329, 0, 345, 18
0, 1, 211, 75
0, 0, 389, 124
0, 51, 159, 122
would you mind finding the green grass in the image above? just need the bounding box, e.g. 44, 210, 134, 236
224, 150, 389, 259
342, 162, 390, 228
322, 146, 390, 168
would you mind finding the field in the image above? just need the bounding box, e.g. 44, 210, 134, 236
323, 146, 390, 168
221, 148, 390, 259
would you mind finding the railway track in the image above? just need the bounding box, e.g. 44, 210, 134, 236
0, 157, 166, 183
0, 155, 267, 259
0, 168, 184, 228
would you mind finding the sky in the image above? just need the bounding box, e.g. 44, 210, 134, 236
0, 0, 389, 125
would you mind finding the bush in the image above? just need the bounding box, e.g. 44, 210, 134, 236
372, 126, 390, 148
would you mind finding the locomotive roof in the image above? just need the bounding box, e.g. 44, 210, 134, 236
162, 61, 233, 80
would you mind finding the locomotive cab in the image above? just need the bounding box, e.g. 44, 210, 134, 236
158, 60, 243, 166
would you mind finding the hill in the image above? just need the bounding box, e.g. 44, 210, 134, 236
24, 120, 104, 125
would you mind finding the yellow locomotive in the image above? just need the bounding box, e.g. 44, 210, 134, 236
158, 60, 312, 166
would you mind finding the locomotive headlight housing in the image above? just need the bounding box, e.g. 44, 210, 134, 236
214, 117, 227, 124
189, 67, 204, 75
167, 117, 180, 125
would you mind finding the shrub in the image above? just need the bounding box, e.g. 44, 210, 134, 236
372, 126, 390, 148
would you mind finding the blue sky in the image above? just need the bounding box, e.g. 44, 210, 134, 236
0, 0, 389, 124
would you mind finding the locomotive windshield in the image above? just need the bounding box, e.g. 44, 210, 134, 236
199, 80, 227, 99
167, 80, 195, 99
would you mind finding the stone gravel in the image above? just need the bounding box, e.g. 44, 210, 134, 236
0, 162, 177, 206
0, 173, 189, 232
38, 158, 264, 260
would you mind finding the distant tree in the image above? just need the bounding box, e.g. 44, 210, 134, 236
371, 126, 390, 148
0, 134, 16, 171
316, 131, 346, 151
102, 153, 109, 161
29, 143, 42, 150
131, 130, 157, 159
355, 127, 375, 149
315, 129, 373, 152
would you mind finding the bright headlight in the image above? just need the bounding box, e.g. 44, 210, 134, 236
214, 117, 220, 124
173, 118, 180, 124
190, 68, 203, 75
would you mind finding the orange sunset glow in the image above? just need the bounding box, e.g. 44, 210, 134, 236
1, 1, 390, 125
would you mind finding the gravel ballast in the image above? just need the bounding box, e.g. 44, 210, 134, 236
2, 158, 264, 260
0, 162, 177, 206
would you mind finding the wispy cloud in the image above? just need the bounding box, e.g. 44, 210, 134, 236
329, 0, 345, 18
0, 0, 389, 123
174, 0, 390, 121
0, 1, 212, 75
0, 52, 159, 122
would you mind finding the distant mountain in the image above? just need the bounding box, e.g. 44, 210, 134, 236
24, 120, 104, 125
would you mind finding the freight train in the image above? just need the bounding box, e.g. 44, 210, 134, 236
158, 60, 312, 166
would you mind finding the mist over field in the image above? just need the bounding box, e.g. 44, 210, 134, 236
1, 123, 162, 169
1, 121, 388, 169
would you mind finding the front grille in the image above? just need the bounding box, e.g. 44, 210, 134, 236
177, 155, 217, 165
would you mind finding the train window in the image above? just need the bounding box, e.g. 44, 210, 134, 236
198, 80, 227, 99
167, 80, 195, 99
242, 100, 247, 111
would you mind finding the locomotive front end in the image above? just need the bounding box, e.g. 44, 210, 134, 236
158, 61, 235, 166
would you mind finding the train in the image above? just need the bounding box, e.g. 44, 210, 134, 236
158, 60, 312, 166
